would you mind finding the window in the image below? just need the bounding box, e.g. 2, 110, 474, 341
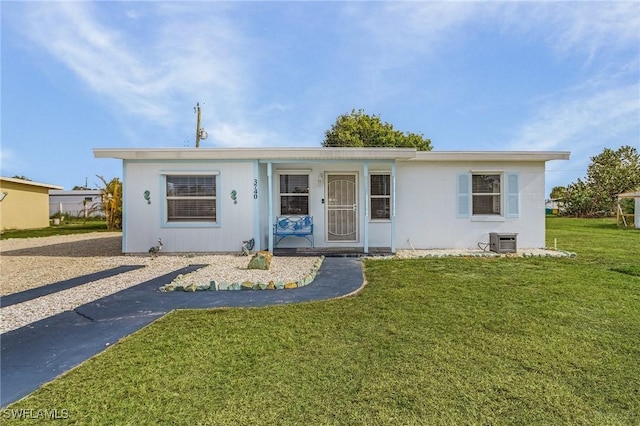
370, 174, 390, 220
279, 174, 309, 215
458, 172, 519, 219
166, 175, 217, 222
472, 174, 501, 215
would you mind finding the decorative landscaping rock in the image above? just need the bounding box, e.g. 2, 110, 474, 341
159, 283, 176, 292
247, 251, 273, 270
159, 255, 324, 292
184, 283, 198, 292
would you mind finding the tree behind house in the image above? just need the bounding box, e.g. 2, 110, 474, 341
323, 109, 432, 151
562, 146, 640, 217
97, 175, 122, 230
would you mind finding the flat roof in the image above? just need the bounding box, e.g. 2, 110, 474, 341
49, 190, 102, 195
93, 147, 417, 161
93, 147, 570, 162
0, 176, 63, 190
413, 151, 570, 162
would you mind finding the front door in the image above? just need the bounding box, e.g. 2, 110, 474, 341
326, 174, 358, 242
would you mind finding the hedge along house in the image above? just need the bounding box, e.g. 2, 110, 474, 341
93, 147, 570, 254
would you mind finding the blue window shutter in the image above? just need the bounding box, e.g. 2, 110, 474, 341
506, 173, 519, 218
457, 173, 470, 217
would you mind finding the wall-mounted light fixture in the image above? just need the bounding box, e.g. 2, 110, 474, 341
317, 174, 323, 187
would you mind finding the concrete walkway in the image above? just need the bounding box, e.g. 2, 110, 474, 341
0, 257, 364, 407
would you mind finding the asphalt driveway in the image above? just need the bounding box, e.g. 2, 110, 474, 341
0, 257, 364, 407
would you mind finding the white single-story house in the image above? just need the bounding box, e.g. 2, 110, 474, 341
93, 147, 570, 254
49, 189, 105, 218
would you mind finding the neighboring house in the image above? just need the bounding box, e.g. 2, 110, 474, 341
545, 198, 563, 214
0, 177, 63, 231
93, 147, 570, 254
49, 190, 104, 218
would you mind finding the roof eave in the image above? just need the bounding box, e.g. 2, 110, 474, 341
93, 147, 417, 161
93, 148, 571, 162
411, 151, 571, 162
0, 176, 63, 190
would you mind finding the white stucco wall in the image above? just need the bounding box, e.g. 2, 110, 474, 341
122, 160, 257, 253
121, 158, 550, 252
394, 161, 547, 249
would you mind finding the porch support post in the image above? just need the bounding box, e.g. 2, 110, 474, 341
253, 160, 261, 251
267, 162, 274, 252
363, 162, 369, 254
391, 161, 397, 253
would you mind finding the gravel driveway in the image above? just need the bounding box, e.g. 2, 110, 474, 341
0, 232, 319, 334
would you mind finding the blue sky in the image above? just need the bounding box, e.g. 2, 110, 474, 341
1, 1, 639, 195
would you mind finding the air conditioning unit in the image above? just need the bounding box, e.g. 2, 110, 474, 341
489, 233, 517, 253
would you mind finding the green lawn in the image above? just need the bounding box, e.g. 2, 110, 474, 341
0, 220, 110, 240
4, 218, 639, 425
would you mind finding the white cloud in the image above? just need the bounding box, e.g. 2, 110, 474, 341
20, 2, 255, 132
207, 122, 277, 148
508, 78, 639, 192
509, 83, 639, 152
349, 2, 639, 68
514, 1, 640, 60
0, 148, 26, 176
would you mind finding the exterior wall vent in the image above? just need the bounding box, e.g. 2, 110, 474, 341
489, 232, 517, 253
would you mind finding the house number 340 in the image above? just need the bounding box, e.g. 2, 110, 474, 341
253, 179, 258, 199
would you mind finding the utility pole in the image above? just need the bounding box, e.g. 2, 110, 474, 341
194, 102, 208, 148
195, 102, 202, 148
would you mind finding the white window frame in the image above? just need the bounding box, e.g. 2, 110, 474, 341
458, 171, 519, 221
278, 172, 310, 216
369, 173, 391, 221
472, 172, 503, 216
162, 172, 219, 227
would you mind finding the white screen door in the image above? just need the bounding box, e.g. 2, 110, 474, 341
326, 174, 357, 242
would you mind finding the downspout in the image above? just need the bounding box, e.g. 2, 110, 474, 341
267, 162, 274, 252
363, 162, 369, 254
391, 161, 397, 254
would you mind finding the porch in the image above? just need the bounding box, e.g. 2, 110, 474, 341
273, 246, 393, 257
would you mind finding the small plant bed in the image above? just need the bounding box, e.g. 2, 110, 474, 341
394, 248, 577, 259
159, 256, 324, 292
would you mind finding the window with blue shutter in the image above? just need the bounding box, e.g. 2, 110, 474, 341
457, 173, 470, 217
506, 173, 519, 218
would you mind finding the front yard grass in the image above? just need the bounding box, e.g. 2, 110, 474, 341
0, 219, 110, 239
4, 218, 639, 424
